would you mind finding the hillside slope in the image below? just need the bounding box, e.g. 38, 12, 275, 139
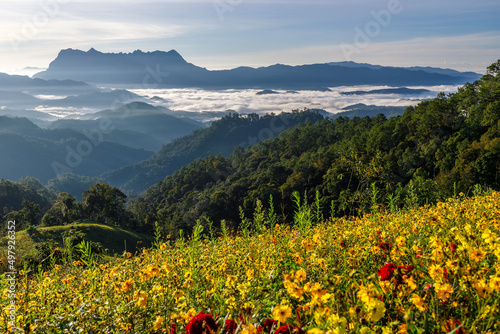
102, 110, 325, 194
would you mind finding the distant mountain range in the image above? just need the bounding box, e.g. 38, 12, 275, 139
0, 102, 202, 183
0, 115, 153, 183
33, 48, 481, 89
49, 102, 202, 151
0, 72, 93, 95
340, 87, 431, 96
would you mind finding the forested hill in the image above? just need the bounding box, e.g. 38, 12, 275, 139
0, 116, 153, 183
129, 60, 500, 236
102, 110, 325, 194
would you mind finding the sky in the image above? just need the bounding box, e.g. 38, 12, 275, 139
1, 0, 499, 75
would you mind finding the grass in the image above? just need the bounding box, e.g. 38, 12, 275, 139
0, 221, 153, 272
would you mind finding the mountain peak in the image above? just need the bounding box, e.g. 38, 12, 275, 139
34, 48, 201, 83
87, 47, 101, 54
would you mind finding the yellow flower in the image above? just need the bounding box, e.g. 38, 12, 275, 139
109, 267, 120, 278
273, 305, 292, 323
434, 282, 453, 301
379, 280, 392, 293
152, 284, 165, 294
293, 253, 302, 265
144, 265, 160, 279
404, 276, 417, 291
302, 239, 314, 251
328, 314, 347, 332
153, 316, 164, 330
246, 269, 255, 281
366, 299, 385, 322
295, 268, 307, 282
313, 232, 321, 243
121, 279, 134, 293
482, 229, 497, 244
285, 281, 304, 300
360, 327, 375, 334
183, 278, 195, 289
184, 308, 197, 322
411, 293, 426, 312
470, 248, 486, 262
395, 236, 406, 247
428, 264, 443, 280
348, 307, 357, 318
122, 323, 132, 331
307, 329, 325, 334
160, 243, 167, 250
381, 327, 393, 334
474, 279, 491, 298
133, 290, 148, 307
241, 324, 258, 334
174, 290, 185, 302
61, 274, 75, 285
489, 276, 500, 291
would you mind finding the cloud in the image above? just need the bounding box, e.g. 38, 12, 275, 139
128, 85, 459, 117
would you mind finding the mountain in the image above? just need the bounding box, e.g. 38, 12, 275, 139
340, 87, 431, 95
328, 61, 481, 82
34, 48, 209, 85
0, 88, 139, 112
332, 104, 407, 119
0, 116, 153, 183
49, 102, 203, 151
34, 48, 481, 89
0, 72, 93, 95
101, 110, 325, 194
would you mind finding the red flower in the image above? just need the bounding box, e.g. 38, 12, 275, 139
225, 319, 237, 334
376, 231, 392, 251
262, 319, 277, 333
445, 319, 465, 334
171, 324, 177, 334
378, 242, 392, 251
378, 263, 396, 281
397, 265, 414, 273
185, 313, 218, 334
274, 325, 304, 334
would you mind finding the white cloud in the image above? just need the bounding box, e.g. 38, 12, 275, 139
128, 85, 458, 117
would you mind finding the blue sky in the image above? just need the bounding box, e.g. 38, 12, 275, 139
1, 0, 499, 75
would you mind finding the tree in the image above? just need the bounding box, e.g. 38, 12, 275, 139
83, 183, 127, 225
487, 59, 500, 77
41, 192, 79, 226
4, 200, 40, 230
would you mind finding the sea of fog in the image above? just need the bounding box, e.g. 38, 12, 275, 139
29, 85, 462, 121
131, 85, 460, 117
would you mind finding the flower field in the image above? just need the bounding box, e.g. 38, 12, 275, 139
2, 192, 500, 333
